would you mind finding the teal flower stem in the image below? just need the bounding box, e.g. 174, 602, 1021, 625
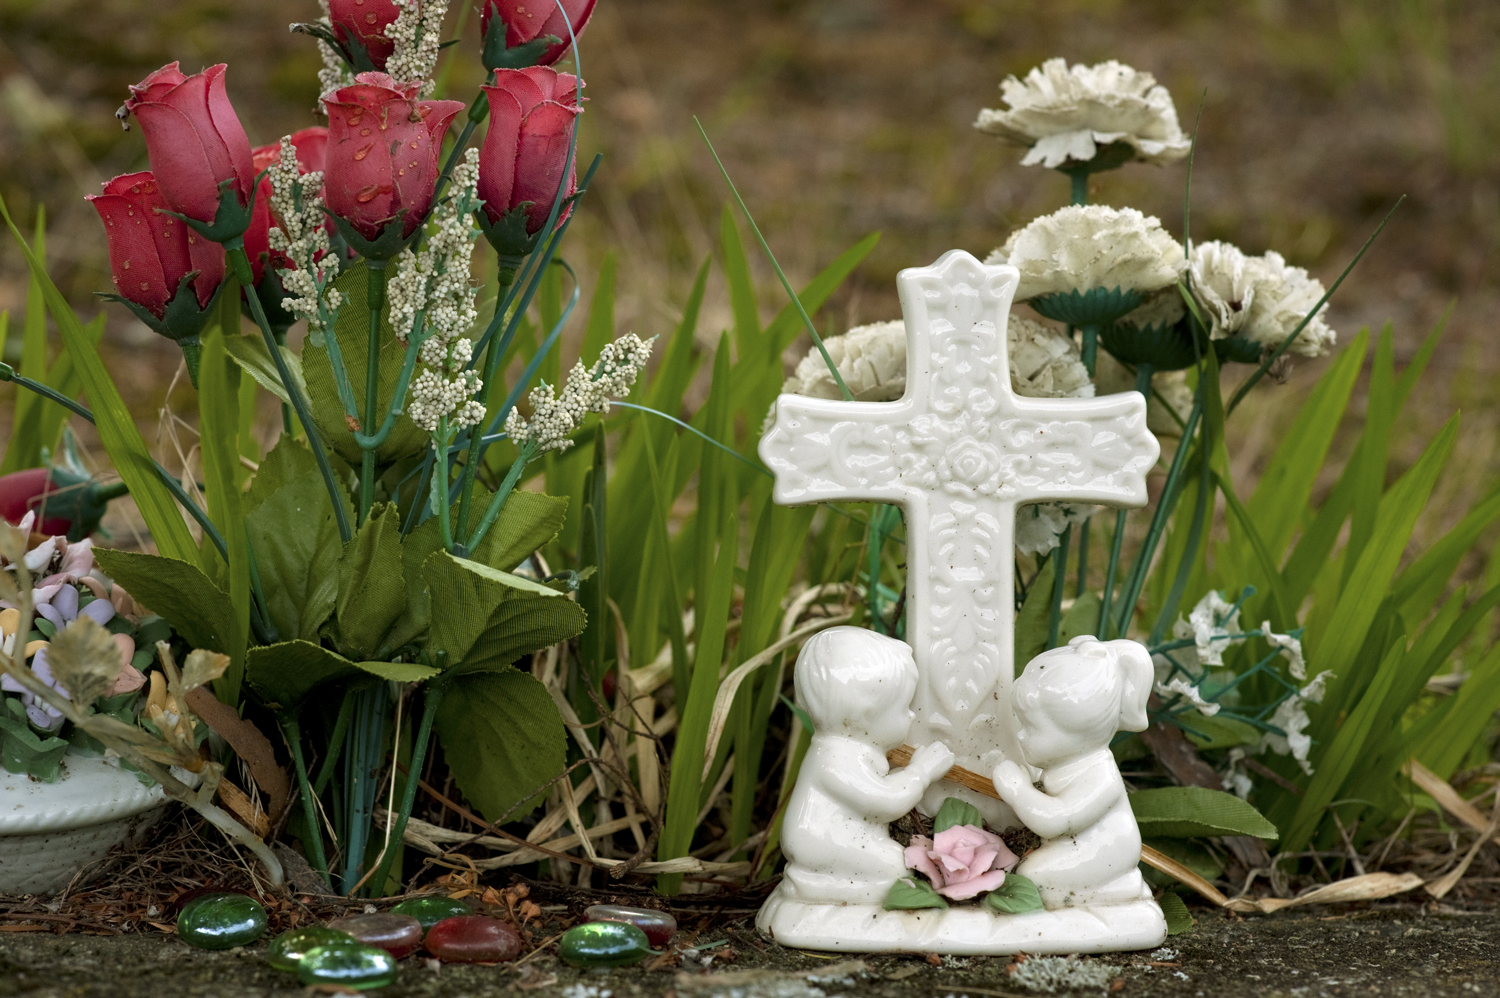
341, 681, 388, 895
1071, 171, 1089, 206
1046, 526, 1071, 650
274, 329, 293, 435
358, 260, 389, 525
1098, 508, 1128, 638
225, 241, 352, 543
280, 711, 330, 884
1080, 323, 1101, 375
312, 685, 359, 797
451, 265, 512, 551
1076, 517, 1090, 598
435, 422, 455, 552
367, 675, 450, 896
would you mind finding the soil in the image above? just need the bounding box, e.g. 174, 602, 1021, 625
2, 900, 1496, 998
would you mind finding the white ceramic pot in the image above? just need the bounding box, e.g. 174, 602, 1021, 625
0, 752, 172, 895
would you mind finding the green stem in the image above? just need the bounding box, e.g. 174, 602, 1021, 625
435, 425, 454, 552
275, 329, 293, 435
225, 242, 352, 543
281, 712, 330, 884
1080, 324, 1100, 376
244, 539, 278, 644
1099, 508, 1128, 639
367, 677, 448, 896
313, 686, 359, 797
359, 261, 389, 525
1046, 526, 1071, 650
94, 481, 131, 503
452, 270, 509, 548
1076, 516, 1090, 599
465, 439, 536, 555
179, 338, 202, 389
1070, 171, 1089, 206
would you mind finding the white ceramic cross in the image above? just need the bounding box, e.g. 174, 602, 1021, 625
759, 250, 1159, 809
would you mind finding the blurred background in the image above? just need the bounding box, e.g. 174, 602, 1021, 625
1, 0, 1497, 549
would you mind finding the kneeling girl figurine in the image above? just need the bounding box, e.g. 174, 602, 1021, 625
992, 635, 1154, 909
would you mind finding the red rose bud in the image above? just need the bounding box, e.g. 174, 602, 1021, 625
0, 469, 73, 537
87, 172, 224, 318
123, 63, 256, 224
477, 68, 582, 235
0, 466, 126, 541
322, 74, 465, 242
481, 0, 596, 67
328, 0, 401, 71
245, 127, 330, 285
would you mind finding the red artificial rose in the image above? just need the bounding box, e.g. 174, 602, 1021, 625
481, 0, 596, 66
477, 67, 582, 234
245, 127, 330, 285
123, 63, 256, 223
86, 171, 225, 317
0, 469, 72, 537
322, 74, 465, 240
328, 0, 401, 71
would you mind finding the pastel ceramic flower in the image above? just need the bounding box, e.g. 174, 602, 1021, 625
782, 320, 908, 402
1188, 241, 1336, 357
975, 58, 1191, 169
990, 205, 1185, 301
123, 63, 256, 221
905, 825, 1019, 900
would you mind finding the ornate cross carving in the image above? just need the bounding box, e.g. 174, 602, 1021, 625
759, 250, 1159, 807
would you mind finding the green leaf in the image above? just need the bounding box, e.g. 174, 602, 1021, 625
1181, 713, 1262, 750
1412, 639, 1500, 780
334, 503, 407, 659
982, 873, 1044, 914
1, 210, 49, 475
302, 261, 427, 465
1015, 555, 1055, 674
0, 701, 69, 782
422, 551, 586, 672
92, 549, 234, 656
883, 876, 949, 911
721, 206, 761, 360
246, 467, 345, 642
245, 639, 438, 708
0, 190, 198, 563
932, 796, 986, 835
1059, 590, 1103, 647
223, 330, 305, 407
245, 435, 322, 515
434, 666, 565, 823
198, 324, 248, 701
1129, 786, 1279, 840
579, 251, 616, 365
1160, 891, 1195, 935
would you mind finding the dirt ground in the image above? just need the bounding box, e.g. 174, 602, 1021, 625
1, 900, 1497, 998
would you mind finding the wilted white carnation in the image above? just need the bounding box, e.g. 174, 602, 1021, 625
990, 205, 1185, 301
975, 58, 1191, 170
1015, 502, 1093, 558
1009, 316, 1094, 399
385, 0, 448, 95
1189, 241, 1335, 357
506, 334, 656, 452
782, 320, 908, 402
1174, 590, 1243, 668
1260, 670, 1333, 775
1155, 676, 1221, 717
1094, 353, 1191, 439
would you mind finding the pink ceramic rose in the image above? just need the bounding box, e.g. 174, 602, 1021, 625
904, 824, 1020, 900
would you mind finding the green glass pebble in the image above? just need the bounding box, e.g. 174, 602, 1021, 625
390, 895, 471, 930
176, 892, 268, 950
559, 921, 651, 968
266, 926, 357, 972
296, 943, 398, 991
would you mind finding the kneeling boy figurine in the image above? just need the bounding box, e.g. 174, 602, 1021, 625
993, 635, 1155, 909
780, 626, 955, 904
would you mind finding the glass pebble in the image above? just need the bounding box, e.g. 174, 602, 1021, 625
175, 892, 268, 950
297, 943, 398, 990
327, 912, 424, 959
424, 915, 523, 963
559, 920, 651, 967
390, 895, 471, 930
266, 926, 356, 972
584, 904, 676, 947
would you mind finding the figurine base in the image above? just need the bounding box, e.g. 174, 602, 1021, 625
756, 884, 1168, 955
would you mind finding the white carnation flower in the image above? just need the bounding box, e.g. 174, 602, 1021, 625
989, 205, 1186, 301
1119, 287, 1186, 330
1189, 240, 1335, 356
1015, 502, 1093, 558
1009, 316, 1094, 399
975, 58, 1191, 169
1259, 670, 1333, 775
1094, 352, 1191, 439
1173, 590, 1243, 667
1155, 677, 1220, 717
782, 320, 907, 402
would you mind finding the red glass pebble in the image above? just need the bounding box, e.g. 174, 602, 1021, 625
424, 915, 524, 963
583, 904, 676, 947
326, 913, 424, 959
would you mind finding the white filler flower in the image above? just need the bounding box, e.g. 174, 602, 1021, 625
1189, 240, 1336, 357
990, 205, 1185, 301
975, 58, 1191, 169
